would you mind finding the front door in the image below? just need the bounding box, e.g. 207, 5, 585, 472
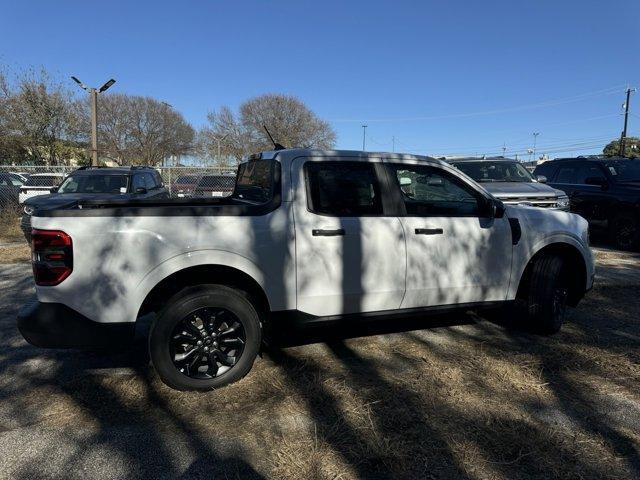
385, 161, 513, 308
292, 157, 406, 317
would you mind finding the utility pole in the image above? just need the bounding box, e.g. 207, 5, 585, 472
532, 132, 540, 162
502, 142, 506, 157
392, 136, 395, 153
362, 125, 368, 151
72, 77, 116, 166
620, 87, 635, 156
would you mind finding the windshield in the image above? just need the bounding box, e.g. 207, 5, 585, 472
604, 160, 640, 182
25, 175, 63, 187
58, 174, 129, 194
454, 161, 534, 183
232, 159, 275, 203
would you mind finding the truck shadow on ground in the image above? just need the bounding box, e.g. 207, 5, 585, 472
1, 286, 639, 478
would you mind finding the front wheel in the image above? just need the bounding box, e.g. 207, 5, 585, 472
522, 253, 568, 334
149, 285, 262, 391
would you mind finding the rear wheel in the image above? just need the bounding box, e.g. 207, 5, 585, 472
149, 285, 261, 391
522, 253, 568, 334
610, 212, 640, 251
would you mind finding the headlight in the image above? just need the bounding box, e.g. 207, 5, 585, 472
556, 196, 570, 210
23, 206, 34, 215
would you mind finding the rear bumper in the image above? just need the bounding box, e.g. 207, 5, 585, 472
17, 301, 135, 348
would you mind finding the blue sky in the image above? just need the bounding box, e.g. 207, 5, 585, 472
1, 0, 639, 158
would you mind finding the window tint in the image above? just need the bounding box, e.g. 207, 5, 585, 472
305, 162, 383, 216
233, 160, 274, 203
58, 175, 128, 194
391, 164, 481, 216
555, 165, 579, 184
142, 172, 156, 189
576, 164, 606, 184
132, 174, 146, 191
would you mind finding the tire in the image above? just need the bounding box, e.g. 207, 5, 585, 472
610, 212, 640, 251
149, 284, 262, 391
523, 254, 568, 335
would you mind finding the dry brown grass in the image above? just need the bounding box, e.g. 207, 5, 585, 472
0, 243, 30, 263
0, 208, 23, 243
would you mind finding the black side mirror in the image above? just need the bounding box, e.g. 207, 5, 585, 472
493, 199, 506, 218
584, 177, 608, 188
50, 186, 59, 193
135, 187, 148, 194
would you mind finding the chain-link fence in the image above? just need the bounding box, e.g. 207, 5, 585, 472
0, 165, 238, 210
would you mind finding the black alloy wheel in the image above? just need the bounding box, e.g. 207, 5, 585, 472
171, 307, 246, 379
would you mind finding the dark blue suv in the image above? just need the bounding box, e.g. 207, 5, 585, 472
22, 166, 169, 241
534, 156, 640, 250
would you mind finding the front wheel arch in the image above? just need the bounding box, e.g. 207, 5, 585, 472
516, 243, 587, 307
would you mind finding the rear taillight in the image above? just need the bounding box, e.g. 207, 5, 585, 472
31, 229, 73, 286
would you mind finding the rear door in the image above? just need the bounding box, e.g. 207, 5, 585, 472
292, 157, 406, 317
386, 161, 513, 307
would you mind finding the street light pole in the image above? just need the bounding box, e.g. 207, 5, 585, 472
71, 77, 116, 166
532, 132, 540, 162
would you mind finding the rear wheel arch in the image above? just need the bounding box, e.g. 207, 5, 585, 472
517, 242, 587, 307
137, 264, 271, 320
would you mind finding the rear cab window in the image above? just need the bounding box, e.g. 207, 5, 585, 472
233, 159, 276, 204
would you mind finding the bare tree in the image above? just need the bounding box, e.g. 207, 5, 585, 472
0, 67, 85, 165
94, 93, 195, 165
200, 94, 336, 162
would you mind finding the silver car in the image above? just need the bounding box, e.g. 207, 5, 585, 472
448, 157, 570, 210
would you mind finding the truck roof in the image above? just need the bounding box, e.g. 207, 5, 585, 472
255, 148, 449, 168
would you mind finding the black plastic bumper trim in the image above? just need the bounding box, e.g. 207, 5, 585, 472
17, 301, 135, 348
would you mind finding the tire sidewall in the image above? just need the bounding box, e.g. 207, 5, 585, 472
149, 285, 261, 391
611, 213, 640, 251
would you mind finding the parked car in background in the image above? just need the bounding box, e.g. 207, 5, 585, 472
171, 174, 202, 197
193, 174, 235, 197
21, 166, 169, 241
18, 149, 593, 391
18, 173, 65, 204
534, 156, 640, 250
10, 172, 30, 183
0, 173, 26, 208
448, 157, 570, 210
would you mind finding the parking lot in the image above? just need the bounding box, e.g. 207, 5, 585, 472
0, 246, 638, 479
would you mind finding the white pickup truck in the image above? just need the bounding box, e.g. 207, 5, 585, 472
18, 149, 594, 391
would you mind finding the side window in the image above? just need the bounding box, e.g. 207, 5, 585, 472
132, 174, 146, 191
143, 172, 156, 189
391, 164, 481, 217
154, 172, 163, 187
555, 164, 580, 184
576, 164, 606, 184
305, 161, 383, 216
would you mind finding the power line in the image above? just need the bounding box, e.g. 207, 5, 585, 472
331, 85, 625, 123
